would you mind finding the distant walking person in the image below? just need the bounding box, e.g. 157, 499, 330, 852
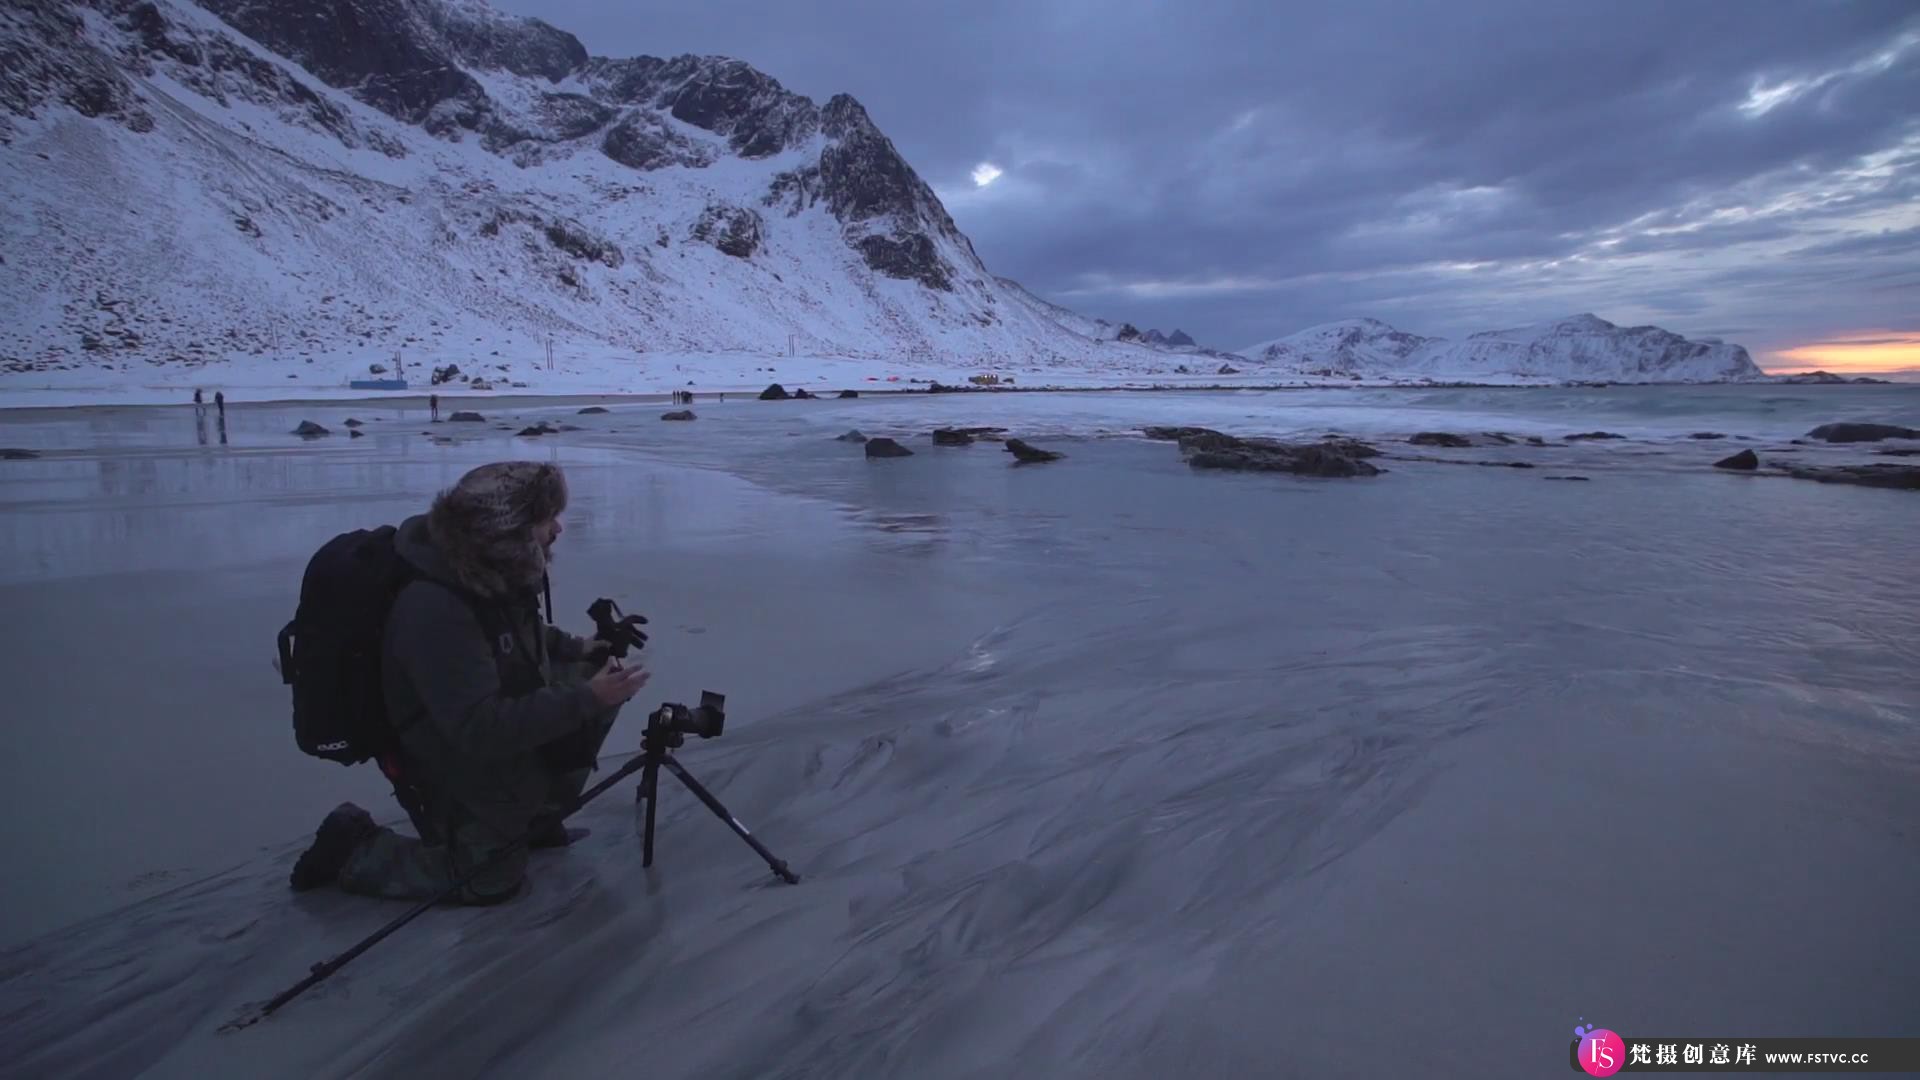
193, 389, 204, 408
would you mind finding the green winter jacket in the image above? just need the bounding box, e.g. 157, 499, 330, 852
381, 513, 599, 832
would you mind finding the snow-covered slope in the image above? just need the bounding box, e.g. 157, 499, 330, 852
1242, 318, 1437, 375
1240, 314, 1763, 383
1414, 314, 1764, 382
0, 0, 1178, 388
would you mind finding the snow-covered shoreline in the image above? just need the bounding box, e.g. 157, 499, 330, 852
2, 349, 1809, 412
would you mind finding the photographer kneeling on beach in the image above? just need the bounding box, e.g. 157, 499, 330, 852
287, 461, 651, 904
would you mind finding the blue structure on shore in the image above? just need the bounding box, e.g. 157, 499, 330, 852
348, 378, 409, 390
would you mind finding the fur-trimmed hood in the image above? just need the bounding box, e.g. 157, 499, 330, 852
406, 461, 569, 599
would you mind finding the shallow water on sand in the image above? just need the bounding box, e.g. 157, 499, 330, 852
0, 387, 1916, 1079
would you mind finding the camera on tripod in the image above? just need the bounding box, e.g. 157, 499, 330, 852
646, 690, 726, 745
630, 688, 795, 883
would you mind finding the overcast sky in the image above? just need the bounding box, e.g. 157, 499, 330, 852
503, 0, 1919, 369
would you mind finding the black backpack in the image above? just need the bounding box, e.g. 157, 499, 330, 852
277, 526, 416, 766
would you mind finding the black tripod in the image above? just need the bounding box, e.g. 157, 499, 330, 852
224, 695, 798, 1032
637, 709, 800, 885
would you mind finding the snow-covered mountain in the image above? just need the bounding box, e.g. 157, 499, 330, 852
0, 0, 1179, 385
1241, 314, 1764, 383
1242, 318, 1436, 375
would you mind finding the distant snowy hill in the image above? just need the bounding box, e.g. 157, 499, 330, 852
0, 0, 1182, 387
1242, 318, 1436, 375
1241, 314, 1763, 383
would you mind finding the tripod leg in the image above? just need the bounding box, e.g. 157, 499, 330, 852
659, 755, 800, 884
640, 758, 660, 868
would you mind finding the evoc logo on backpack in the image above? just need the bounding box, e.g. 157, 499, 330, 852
498, 633, 515, 657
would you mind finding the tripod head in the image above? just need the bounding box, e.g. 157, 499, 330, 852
642, 691, 726, 752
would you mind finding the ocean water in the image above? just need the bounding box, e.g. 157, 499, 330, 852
1, 385, 1916, 1079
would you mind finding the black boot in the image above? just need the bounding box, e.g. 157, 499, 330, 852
528, 818, 590, 849
290, 802, 377, 891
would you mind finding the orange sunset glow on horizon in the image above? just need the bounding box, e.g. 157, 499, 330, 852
1766, 331, 1920, 374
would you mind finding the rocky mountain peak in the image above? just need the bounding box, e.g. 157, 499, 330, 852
422, 1, 585, 82
4, 0, 1162, 375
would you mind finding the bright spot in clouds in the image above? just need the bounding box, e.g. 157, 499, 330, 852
971, 162, 1004, 187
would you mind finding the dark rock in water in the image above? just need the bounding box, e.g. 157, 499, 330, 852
865, 437, 913, 458
1782, 464, 1920, 490
1144, 426, 1223, 441
661, 410, 696, 421
838, 389, 859, 398
1876, 448, 1920, 457
1806, 422, 1920, 443
557, 424, 584, 432
759, 383, 789, 400
1565, 431, 1625, 441
835, 429, 869, 443
1545, 475, 1591, 481
1191, 443, 1380, 478
1005, 438, 1062, 464
350, 428, 365, 439
932, 428, 975, 446
793, 388, 815, 399
1526, 437, 1548, 447
1180, 433, 1380, 478
343, 418, 364, 428
292, 420, 330, 436
1482, 432, 1516, 445
578, 406, 609, 414
516, 423, 559, 437
1713, 449, 1760, 471
1, 448, 41, 460
1320, 436, 1384, 459
1688, 432, 1725, 440
448, 411, 485, 422
1409, 432, 1472, 448
1478, 461, 1536, 469
1179, 431, 1286, 454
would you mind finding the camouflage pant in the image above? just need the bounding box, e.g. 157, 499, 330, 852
338, 699, 620, 905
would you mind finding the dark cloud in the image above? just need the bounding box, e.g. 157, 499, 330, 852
501, 0, 1920, 365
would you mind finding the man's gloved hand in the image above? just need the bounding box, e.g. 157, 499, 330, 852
581, 639, 613, 666
587, 657, 650, 708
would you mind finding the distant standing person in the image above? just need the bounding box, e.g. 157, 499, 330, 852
193, 389, 204, 408
430, 393, 440, 422
215, 391, 226, 419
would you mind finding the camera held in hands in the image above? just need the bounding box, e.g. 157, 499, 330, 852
588, 597, 650, 659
